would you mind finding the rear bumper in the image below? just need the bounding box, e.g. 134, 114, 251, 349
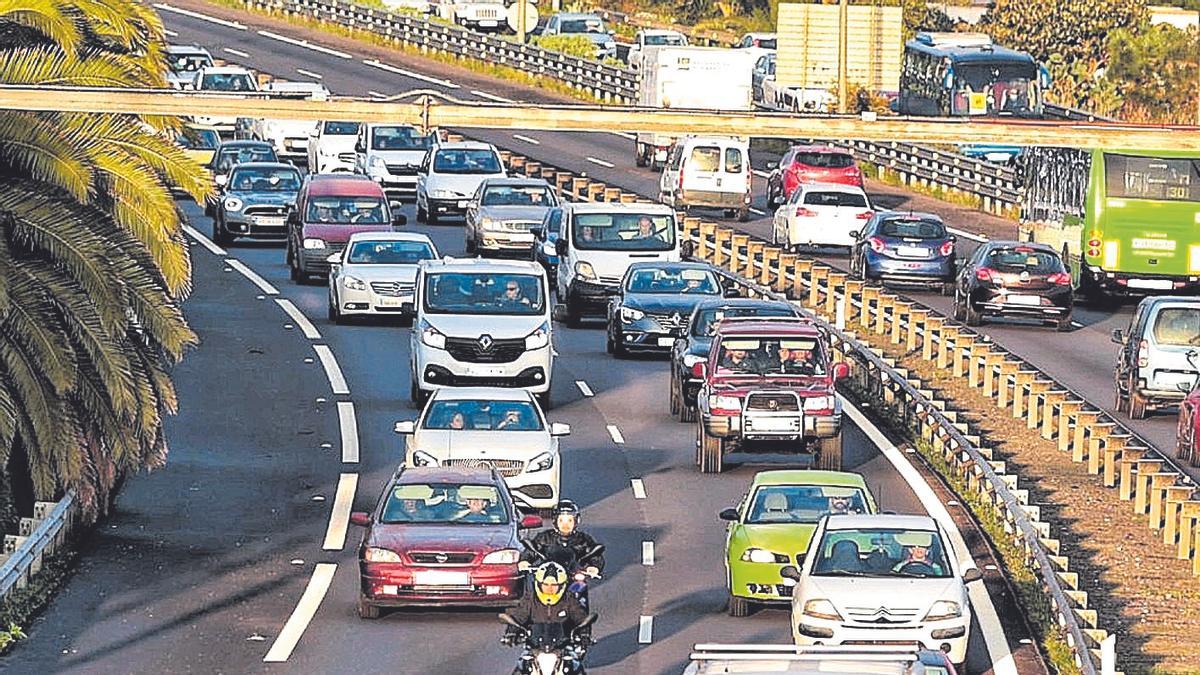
1084, 264, 1200, 294
974, 290, 1072, 318
866, 256, 955, 284
567, 281, 620, 314
678, 189, 751, 209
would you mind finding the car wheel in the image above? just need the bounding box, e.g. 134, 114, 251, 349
409, 374, 428, 407
536, 390, 551, 410
815, 432, 843, 471
1114, 373, 1130, 413
734, 208, 748, 223
611, 329, 627, 358
727, 594, 753, 618
1055, 314, 1073, 332
427, 207, 439, 226
963, 300, 983, 327
328, 292, 341, 323
465, 234, 476, 254
679, 382, 697, 423
1186, 427, 1198, 467
288, 246, 302, 282
952, 293, 966, 322
605, 326, 614, 354
357, 596, 380, 620
698, 423, 723, 474
213, 217, 233, 246
416, 198, 428, 223
1129, 381, 1149, 420
669, 370, 680, 415
635, 142, 648, 167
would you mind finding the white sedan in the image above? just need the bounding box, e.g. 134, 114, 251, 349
327, 231, 437, 324
394, 387, 569, 511
772, 182, 873, 251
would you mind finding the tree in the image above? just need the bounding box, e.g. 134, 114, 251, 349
1104, 24, 1200, 123
0, 0, 210, 516
980, 0, 1149, 65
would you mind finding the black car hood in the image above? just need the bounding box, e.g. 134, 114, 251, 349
624, 293, 719, 315
685, 335, 714, 357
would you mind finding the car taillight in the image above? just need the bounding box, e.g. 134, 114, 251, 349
795, 207, 817, 217
939, 240, 955, 257
868, 236, 886, 253
1047, 271, 1072, 285
1137, 340, 1149, 367
692, 362, 706, 378
975, 267, 995, 282
856, 210, 874, 220
1086, 237, 1102, 258
678, 160, 686, 192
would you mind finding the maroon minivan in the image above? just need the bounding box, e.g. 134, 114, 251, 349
286, 174, 406, 282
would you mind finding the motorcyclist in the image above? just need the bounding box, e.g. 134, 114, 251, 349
501, 562, 591, 669
519, 500, 605, 577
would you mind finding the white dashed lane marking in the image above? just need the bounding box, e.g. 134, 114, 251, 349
296, 68, 323, 79
513, 134, 541, 145
362, 59, 461, 89
575, 381, 594, 397
606, 425, 624, 444
228, 259, 280, 296
637, 616, 653, 644
182, 225, 226, 256
642, 541, 654, 566
586, 156, 615, 168
630, 479, 646, 499
321, 473, 358, 550
153, 3, 246, 30
257, 29, 351, 58
262, 563, 337, 662
471, 89, 515, 103
275, 298, 320, 338
337, 401, 359, 463
223, 47, 250, 58
312, 344, 350, 395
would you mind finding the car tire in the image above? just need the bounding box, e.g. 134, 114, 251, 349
1055, 314, 1073, 332
727, 594, 753, 618
963, 300, 983, 327
669, 370, 680, 415
416, 199, 428, 223
734, 208, 748, 223
635, 142, 648, 168
610, 327, 627, 358
465, 235, 476, 254
952, 294, 966, 322
1185, 427, 1198, 467
815, 432, 843, 471
679, 388, 697, 423
698, 423, 723, 474
288, 246, 302, 283
357, 597, 380, 620
410, 375, 428, 407
1114, 373, 1130, 413
328, 293, 342, 324
427, 205, 439, 226
1129, 384, 1149, 420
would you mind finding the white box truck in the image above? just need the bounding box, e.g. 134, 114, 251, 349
634, 47, 755, 170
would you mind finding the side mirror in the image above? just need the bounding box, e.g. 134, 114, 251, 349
723, 284, 740, 298
718, 507, 739, 521
529, 226, 544, 239
214, 174, 227, 187
962, 567, 983, 583
766, 161, 779, 170
691, 361, 707, 379
831, 362, 851, 382
1110, 329, 1124, 345
555, 238, 568, 257
519, 514, 543, 529
779, 565, 802, 581
549, 422, 571, 436
393, 420, 416, 435
355, 140, 365, 153
392, 213, 408, 227
326, 252, 342, 264
349, 512, 372, 527
680, 240, 695, 259
848, 230, 860, 239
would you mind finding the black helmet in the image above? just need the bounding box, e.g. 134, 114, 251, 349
552, 499, 581, 528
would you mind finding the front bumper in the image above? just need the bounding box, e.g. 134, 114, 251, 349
730, 558, 798, 603
702, 412, 841, 440
505, 468, 560, 510
613, 318, 686, 351
793, 615, 970, 665
360, 562, 522, 607
336, 283, 414, 316
1084, 264, 1200, 294
223, 211, 289, 241
418, 343, 552, 394
568, 280, 620, 314
373, 173, 418, 201
428, 196, 471, 216
298, 244, 345, 276
478, 230, 536, 253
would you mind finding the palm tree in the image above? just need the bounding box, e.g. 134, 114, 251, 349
0, 0, 212, 516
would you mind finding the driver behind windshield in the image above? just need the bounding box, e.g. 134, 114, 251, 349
450, 486, 503, 523
893, 540, 944, 575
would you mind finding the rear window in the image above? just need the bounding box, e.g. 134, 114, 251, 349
803, 191, 867, 207
323, 121, 360, 135
1152, 307, 1200, 346
725, 148, 744, 173
793, 152, 854, 168
878, 218, 946, 239
984, 247, 1063, 274
689, 147, 721, 172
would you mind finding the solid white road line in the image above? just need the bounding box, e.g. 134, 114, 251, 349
586, 156, 615, 168
630, 479, 646, 499
367, 90, 387, 99
262, 563, 337, 662
749, 207, 766, 216
182, 225, 226, 256
164, 28, 178, 36
153, 3, 247, 30
337, 401, 359, 463
843, 400, 1019, 675
312, 345, 350, 395
228, 259, 280, 295
575, 380, 594, 397
257, 30, 352, 58
606, 424, 624, 444
513, 134, 541, 145
948, 226, 988, 243
296, 68, 323, 79
322, 473, 358, 550
223, 47, 250, 58
641, 541, 654, 566
471, 89, 515, 103
637, 615, 653, 644
275, 298, 320, 339
362, 59, 461, 89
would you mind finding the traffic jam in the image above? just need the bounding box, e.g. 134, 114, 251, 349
166, 38, 1199, 675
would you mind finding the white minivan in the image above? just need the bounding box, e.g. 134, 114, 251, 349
415, 141, 507, 225
409, 258, 553, 407
555, 202, 689, 326
659, 136, 752, 222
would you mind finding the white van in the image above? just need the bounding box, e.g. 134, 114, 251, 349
659, 136, 752, 222
409, 258, 553, 407
555, 202, 687, 326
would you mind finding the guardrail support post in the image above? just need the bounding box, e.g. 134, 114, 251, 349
713, 228, 732, 268
761, 247, 780, 287
1149, 473, 1179, 529
923, 316, 943, 362
891, 302, 910, 345
777, 254, 796, 294
792, 260, 813, 301
938, 326, 958, 369
1059, 401, 1083, 455
1116, 443, 1144, 498
1012, 371, 1035, 419
1133, 459, 1165, 514
809, 267, 829, 309
1177, 502, 1200, 562
907, 308, 927, 352
1040, 391, 1066, 440
1164, 487, 1196, 546
844, 280, 864, 326
826, 272, 846, 317
746, 241, 764, 281
953, 334, 975, 378
875, 295, 893, 336
730, 233, 749, 277
861, 286, 879, 330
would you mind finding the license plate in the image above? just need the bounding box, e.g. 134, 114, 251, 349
1127, 278, 1173, 290
1006, 294, 1041, 306
657, 337, 676, 347
413, 570, 470, 586
896, 245, 929, 258
254, 216, 285, 226
457, 200, 469, 208
745, 417, 799, 431
465, 364, 506, 377
479, 19, 497, 26
377, 296, 402, 307
380, 584, 399, 595
1132, 238, 1176, 251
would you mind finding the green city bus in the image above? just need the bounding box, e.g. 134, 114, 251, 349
1024, 148, 1200, 301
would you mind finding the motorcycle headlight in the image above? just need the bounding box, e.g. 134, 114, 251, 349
574, 261, 597, 281
525, 321, 550, 350
419, 319, 446, 349
481, 548, 520, 565
924, 600, 962, 621
528, 451, 555, 473
409, 450, 438, 467
708, 394, 741, 412
740, 548, 788, 564
803, 395, 835, 411
364, 547, 402, 563
223, 197, 243, 212
682, 353, 704, 368
343, 276, 367, 291
302, 237, 327, 250
620, 306, 645, 323
802, 598, 843, 621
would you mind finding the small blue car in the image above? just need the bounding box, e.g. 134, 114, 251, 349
849, 211, 957, 294
531, 206, 562, 277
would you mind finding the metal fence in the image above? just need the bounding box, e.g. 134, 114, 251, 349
0, 492, 76, 602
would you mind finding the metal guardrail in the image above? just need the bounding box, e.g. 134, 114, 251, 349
0, 492, 76, 601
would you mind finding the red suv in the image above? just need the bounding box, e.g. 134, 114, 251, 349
766, 145, 863, 208
286, 174, 406, 283
349, 465, 543, 618
693, 317, 849, 473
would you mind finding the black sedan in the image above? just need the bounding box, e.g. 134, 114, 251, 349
952, 241, 1073, 331
668, 298, 801, 422
606, 262, 735, 357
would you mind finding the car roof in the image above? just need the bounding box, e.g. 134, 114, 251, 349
874, 210, 944, 223
679, 135, 747, 146
752, 470, 869, 488
628, 261, 716, 273
787, 144, 850, 155
347, 231, 433, 244
394, 465, 499, 484
1140, 295, 1200, 309
434, 141, 496, 151
798, 182, 867, 194
717, 318, 821, 337
167, 44, 211, 55
430, 387, 534, 402
640, 28, 684, 36
825, 513, 937, 530
307, 176, 387, 197
199, 65, 253, 74
565, 201, 675, 215
421, 257, 543, 274
694, 298, 795, 311
480, 177, 551, 188
229, 161, 298, 172
218, 140, 273, 150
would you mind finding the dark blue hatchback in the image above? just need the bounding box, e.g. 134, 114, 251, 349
849, 211, 957, 294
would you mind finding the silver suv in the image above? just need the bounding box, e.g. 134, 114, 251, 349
1112, 296, 1200, 419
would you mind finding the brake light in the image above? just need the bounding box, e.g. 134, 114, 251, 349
939, 240, 955, 257
795, 207, 817, 217
856, 210, 874, 220
678, 160, 686, 192
1137, 340, 1149, 368
1086, 237, 1102, 257
692, 361, 706, 378
868, 236, 886, 253
975, 267, 995, 282
1047, 271, 1072, 285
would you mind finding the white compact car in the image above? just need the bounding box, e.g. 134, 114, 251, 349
394, 387, 569, 510
356, 123, 437, 203
410, 258, 552, 406
189, 66, 259, 133
327, 231, 438, 324
772, 182, 874, 250
165, 45, 213, 89
307, 121, 361, 174
416, 141, 507, 224
784, 514, 980, 666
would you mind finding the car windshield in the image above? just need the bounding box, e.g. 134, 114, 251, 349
984, 247, 1063, 274
201, 72, 255, 91
306, 197, 387, 224
1152, 307, 1200, 347
228, 167, 301, 192
561, 18, 605, 33
812, 527, 952, 578
423, 272, 545, 315
482, 185, 553, 206
573, 213, 677, 251
434, 148, 502, 174
692, 306, 796, 337
644, 33, 685, 46
793, 152, 853, 168
168, 52, 211, 73
626, 267, 720, 295
422, 399, 543, 431
214, 147, 276, 173
745, 485, 870, 524
347, 239, 435, 264
380, 483, 509, 525
323, 121, 360, 135
715, 337, 826, 376
372, 126, 431, 150
877, 218, 946, 239
801, 191, 868, 207
179, 127, 220, 150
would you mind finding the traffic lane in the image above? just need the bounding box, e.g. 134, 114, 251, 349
7, 228, 343, 674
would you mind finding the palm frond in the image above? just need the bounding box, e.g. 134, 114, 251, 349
0, 0, 79, 53
0, 111, 94, 201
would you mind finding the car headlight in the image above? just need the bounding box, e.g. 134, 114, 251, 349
682, 353, 705, 368
575, 261, 597, 281
708, 394, 741, 412
802, 598, 843, 621
528, 451, 555, 472
343, 276, 367, 291
924, 600, 962, 621
419, 318, 446, 349
740, 548, 788, 564
430, 188, 455, 199
302, 237, 327, 250
525, 321, 550, 350
803, 395, 835, 411
481, 548, 520, 565
480, 216, 503, 231
223, 197, 243, 212
369, 155, 387, 171
541, 241, 557, 257
364, 547, 403, 563
409, 450, 438, 467
620, 306, 645, 323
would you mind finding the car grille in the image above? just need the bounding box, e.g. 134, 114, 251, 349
746, 392, 801, 411
442, 458, 524, 477
409, 551, 476, 565
243, 205, 288, 217
445, 336, 526, 363
370, 281, 415, 297
501, 220, 539, 232
596, 275, 622, 286
386, 163, 419, 176
845, 606, 921, 624
337, 151, 356, 164
476, 7, 498, 17
646, 311, 688, 334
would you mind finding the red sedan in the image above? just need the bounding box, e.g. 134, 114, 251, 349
766, 145, 863, 208
350, 465, 542, 618
1179, 383, 1200, 467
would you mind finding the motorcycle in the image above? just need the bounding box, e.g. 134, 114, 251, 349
499, 613, 597, 675
521, 541, 605, 611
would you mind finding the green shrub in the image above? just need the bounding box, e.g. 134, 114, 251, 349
531, 34, 602, 59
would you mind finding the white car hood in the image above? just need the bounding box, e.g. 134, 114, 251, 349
318, 135, 357, 155
342, 263, 419, 282
580, 248, 678, 280
423, 313, 545, 340
371, 148, 427, 165
426, 171, 506, 198
411, 430, 552, 461
263, 119, 317, 138
803, 575, 962, 617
